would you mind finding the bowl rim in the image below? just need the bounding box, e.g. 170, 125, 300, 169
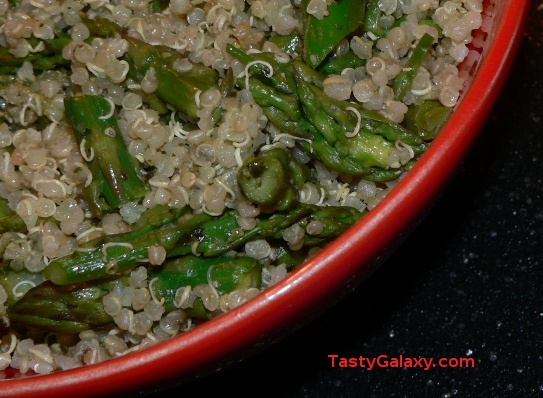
2, 0, 530, 395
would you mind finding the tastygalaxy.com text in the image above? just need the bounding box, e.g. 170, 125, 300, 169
328, 355, 475, 370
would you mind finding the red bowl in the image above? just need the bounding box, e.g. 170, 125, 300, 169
1, 0, 529, 395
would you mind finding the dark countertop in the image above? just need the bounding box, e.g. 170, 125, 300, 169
147, 4, 543, 397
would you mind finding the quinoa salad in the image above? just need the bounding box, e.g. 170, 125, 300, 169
0, 0, 487, 376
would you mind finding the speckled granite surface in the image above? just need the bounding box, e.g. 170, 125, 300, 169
147, 4, 542, 397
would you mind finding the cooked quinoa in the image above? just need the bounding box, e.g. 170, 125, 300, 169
0, 0, 488, 376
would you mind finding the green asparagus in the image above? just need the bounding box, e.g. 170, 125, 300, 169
191, 204, 363, 257
41, 201, 362, 286
83, 17, 220, 122
64, 95, 149, 216
42, 211, 211, 285
227, 45, 427, 179
124, 36, 220, 122
0, 34, 71, 74
8, 255, 261, 332
316, 50, 366, 76
404, 100, 453, 141
302, 0, 366, 68
151, 255, 261, 313
237, 148, 310, 211
393, 33, 435, 101
365, 0, 385, 37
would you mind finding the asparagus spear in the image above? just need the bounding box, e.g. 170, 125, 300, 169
124, 36, 219, 122
0, 266, 45, 307
295, 73, 426, 149
302, 205, 364, 246
226, 44, 297, 95
316, 50, 366, 75
237, 148, 310, 211
64, 95, 149, 217
301, 0, 366, 68
403, 100, 453, 141
42, 211, 211, 285
7, 280, 115, 333
0, 34, 71, 74
268, 34, 302, 55
187, 203, 363, 257
365, 0, 384, 37
82, 17, 219, 123
151, 255, 261, 312
7, 255, 261, 333
393, 33, 435, 101
1, 205, 186, 307
272, 76, 424, 177
238, 77, 301, 120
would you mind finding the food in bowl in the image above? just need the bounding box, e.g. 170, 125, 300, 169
0, 0, 486, 375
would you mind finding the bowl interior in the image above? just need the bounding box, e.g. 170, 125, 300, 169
2, 0, 529, 396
